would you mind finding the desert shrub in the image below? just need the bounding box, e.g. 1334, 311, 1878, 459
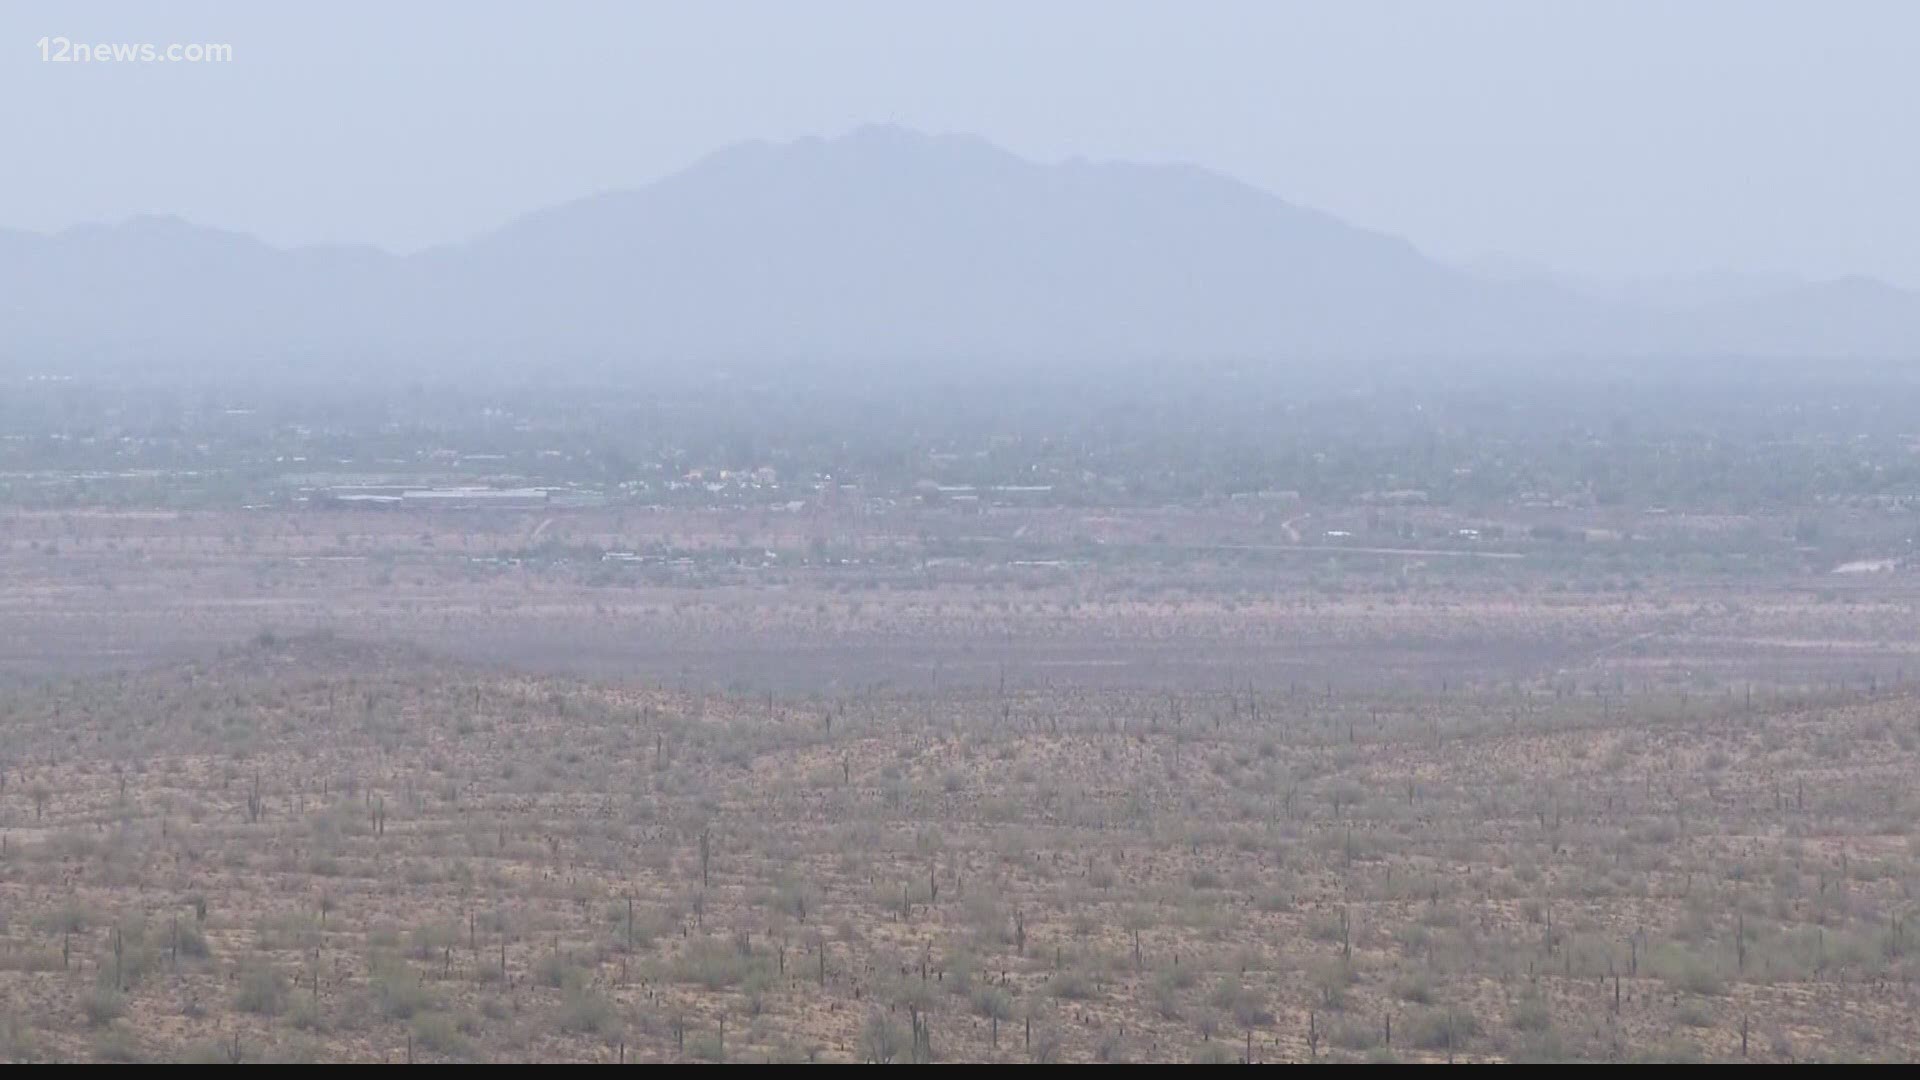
1393, 973, 1436, 1004
1333, 1017, 1384, 1051
80, 986, 126, 1027
287, 997, 328, 1033
411, 1011, 475, 1057
671, 935, 769, 990
175, 922, 211, 959
371, 959, 438, 1020
1403, 1007, 1479, 1051
1211, 976, 1274, 1027
861, 1013, 910, 1063
0, 1010, 39, 1061
1674, 999, 1714, 1028
686, 1029, 727, 1062
253, 912, 322, 951
533, 950, 587, 989
1030, 1027, 1063, 1063
35, 902, 94, 935
773, 882, 816, 922
408, 921, 462, 960
1650, 946, 1726, 997
1192, 1042, 1236, 1064
90, 1022, 145, 1063
557, 985, 617, 1037
236, 963, 289, 1015
1048, 969, 1097, 1000
1509, 992, 1553, 1033
1310, 961, 1353, 1009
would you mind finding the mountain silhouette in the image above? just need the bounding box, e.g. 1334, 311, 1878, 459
4, 125, 1917, 377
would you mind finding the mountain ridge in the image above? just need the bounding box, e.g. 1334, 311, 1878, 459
3, 125, 1917, 377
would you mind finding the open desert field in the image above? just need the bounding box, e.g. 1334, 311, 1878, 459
5, 376, 1920, 1062
2, 503, 1915, 697
14, 4, 1920, 1064
3, 632, 1918, 1062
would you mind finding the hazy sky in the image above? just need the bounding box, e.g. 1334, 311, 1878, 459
5, 1, 1917, 286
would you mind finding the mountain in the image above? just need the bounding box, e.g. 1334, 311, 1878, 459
3, 124, 1918, 379
1460, 258, 1816, 311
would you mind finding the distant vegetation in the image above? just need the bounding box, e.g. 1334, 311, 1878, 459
3, 365, 1919, 1060
6, 369, 1920, 523
1, 635, 1917, 1062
